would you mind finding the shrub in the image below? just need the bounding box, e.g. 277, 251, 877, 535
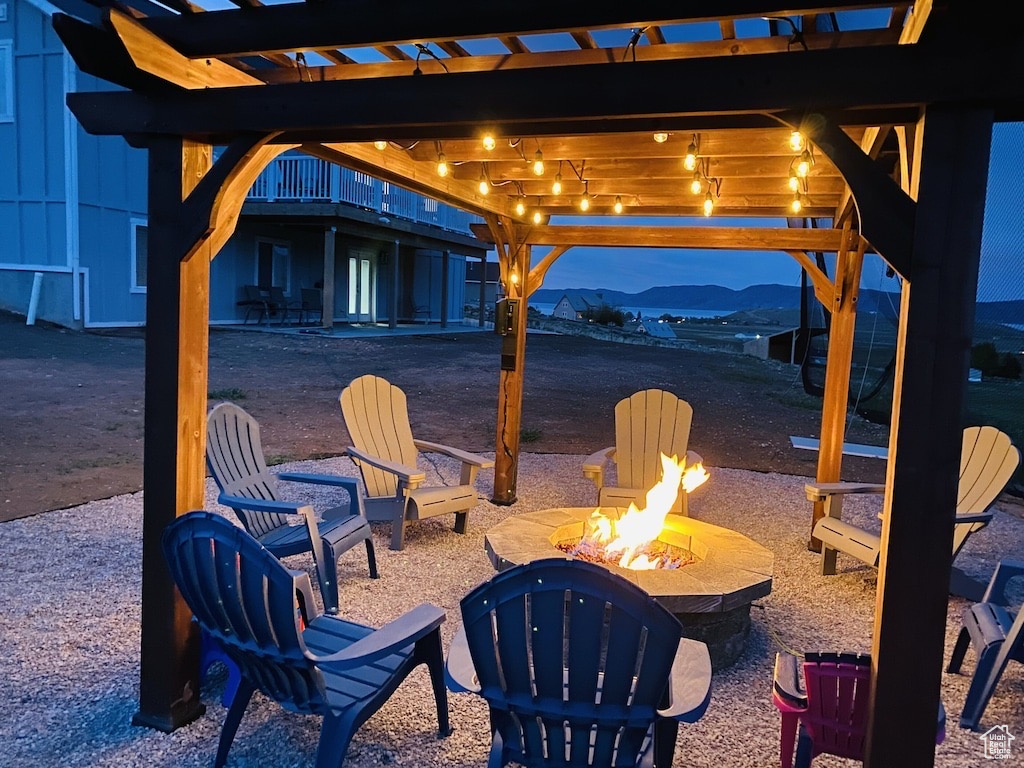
971, 343, 1000, 376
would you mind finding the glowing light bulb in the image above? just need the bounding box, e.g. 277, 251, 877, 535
515, 198, 526, 216
788, 170, 799, 192
532, 149, 545, 176
552, 174, 562, 196
436, 153, 448, 177
703, 191, 714, 217
532, 210, 543, 224
373, 140, 387, 151
790, 131, 805, 152
797, 149, 811, 177
579, 196, 590, 212
653, 132, 669, 143
791, 193, 803, 213
478, 171, 489, 195
509, 271, 519, 285
690, 171, 702, 195
613, 196, 623, 214
482, 134, 496, 151
683, 141, 698, 171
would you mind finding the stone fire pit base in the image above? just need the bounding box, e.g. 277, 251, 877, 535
485, 507, 773, 670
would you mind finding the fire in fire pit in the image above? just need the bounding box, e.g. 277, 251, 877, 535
560, 453, 709, 570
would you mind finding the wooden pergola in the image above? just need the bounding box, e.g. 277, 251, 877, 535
55, 2, 1023, 764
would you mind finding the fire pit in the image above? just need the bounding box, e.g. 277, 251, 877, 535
485, 507, 773, 670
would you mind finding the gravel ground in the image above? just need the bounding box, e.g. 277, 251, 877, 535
1, 454, 1022, 767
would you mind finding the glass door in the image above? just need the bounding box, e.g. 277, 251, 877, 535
347, 251, 374, 322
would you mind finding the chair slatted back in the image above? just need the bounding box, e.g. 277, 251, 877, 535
163, 512, 327, 714
340, 375, 418, 499
613, 390, 693, 492
801, 652, 870, 761
460, 559, 682, 767
953, 427, 1020, 555
207, 402, 288, 538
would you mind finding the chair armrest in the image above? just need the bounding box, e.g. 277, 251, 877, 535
288, 570, 319, 625
805, 482, 886, 502
982, 558, 1024, 604
217, 492, 305, 516
444, 623, 480, 694
956, 511, 995, 526
582, 447, 615, 489
772, 652, 807, 709
276, 472, 366, 517
685, 450, 704, 467
307, 603, 445, 668
413, 440, 494, 468
658, 637, 712, 723
343, 446, 426, 486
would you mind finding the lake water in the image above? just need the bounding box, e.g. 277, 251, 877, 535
530, 303, 733, 319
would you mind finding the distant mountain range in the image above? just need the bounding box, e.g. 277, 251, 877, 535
531, 284, 1024, 324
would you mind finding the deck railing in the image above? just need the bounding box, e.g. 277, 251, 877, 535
247, 155, 479, 235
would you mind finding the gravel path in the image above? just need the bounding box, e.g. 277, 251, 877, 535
1, 454, 1022, 767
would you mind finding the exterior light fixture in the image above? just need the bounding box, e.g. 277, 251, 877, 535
532, 210, 543, 224
552, 173, 563, 196
796, 148, 812, 177
653, 132, 669, 143
436, 152, 448, 177
579, 196, 590, 212
788, 168, 800, 192
373, 140, 387, 151
478, 167, 489, 195
515, 197, 526, 216
690, 170, 703, 195
789, 131, 805, 152
482, 134, 496, 151
509, 270, 519, 285
703, 191, 715, 217
790, 192, 803, 213
532, 149, 545, 176
683, 135, 699, 171
613, 196, 623, 214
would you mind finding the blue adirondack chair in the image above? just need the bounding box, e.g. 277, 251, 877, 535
207, 401, 378, 614
947, 558, 1024, 729
445, 558, 712, 768
163, 511, 452, 768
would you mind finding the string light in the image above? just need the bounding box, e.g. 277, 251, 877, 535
373, 141, 387, 151
790, 192, 803, 214
796, 148, 812, 177
482, 133, 496, 151
579, 196, 590, 212
690, 170, 703, 195
552, 172, 562, 196
703, 191, 714, 217
653, 132, 669, 143
532, 210, 543, 224
515, 197, 526, 216
788, 168, 800, 192
789, 131, 805, 152
532, 149, 545, 176
436, 152, 448, 177
683, 134, 699, 171
613, 196, 623, 214
478, 166, 489, 195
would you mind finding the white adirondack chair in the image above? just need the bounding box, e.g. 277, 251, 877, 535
807, 425, 1020, 599
340, 374, 494, 550
582, 389, 703, 516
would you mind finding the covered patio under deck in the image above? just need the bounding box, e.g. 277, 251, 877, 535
54, 3, 1024, 765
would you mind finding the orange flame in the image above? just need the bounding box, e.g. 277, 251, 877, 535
580, 453, 710, 570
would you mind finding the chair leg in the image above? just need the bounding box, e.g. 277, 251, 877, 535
454, 510, 469, 535
778, 712, 799, 768
960, 644, 1011, 730
821, 546, 838, 576
652, 717, 679, 768
415, 628, 453, 736
793, 723, 814, 768
391, 501, 410, 551
315, 711, 359, 768
365, 538, 379, 579
947, 627, 971, 673
214, 680, 255, 768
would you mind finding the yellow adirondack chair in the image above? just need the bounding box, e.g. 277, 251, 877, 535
583, 389, 703, 516
340, 374, 494, 550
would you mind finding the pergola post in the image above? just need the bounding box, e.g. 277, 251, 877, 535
865, 106, 993, 766
132, 137, 211, 731
478, 256, 487, 328
441, 248, 449, 328
492, 238, 530, 504
810, 226, 865, 551
321, 225, 335, 330
389, 239, 399, 329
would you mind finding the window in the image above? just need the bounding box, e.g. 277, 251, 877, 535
130, 218, 148, 292
0, 40, 13, 123
256, 239, 290, 291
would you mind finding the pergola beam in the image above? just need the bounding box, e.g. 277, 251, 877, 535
139, 1, 895, 57
471, 224, 858, 253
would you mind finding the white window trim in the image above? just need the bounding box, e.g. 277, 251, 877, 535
0, 40, 13, 123
255, 237, 292, 292
130, 217, 148, 293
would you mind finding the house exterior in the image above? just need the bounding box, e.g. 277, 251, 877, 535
0, 0, 488, 329
550, 290, 610, 320
636, 319, 677, 339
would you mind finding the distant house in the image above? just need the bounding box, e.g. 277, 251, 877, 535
551, 290, 609, 320
636, 319, 677, 339
0, 0, 487, 329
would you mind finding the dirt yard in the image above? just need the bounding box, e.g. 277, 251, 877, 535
0, 309, 892, 523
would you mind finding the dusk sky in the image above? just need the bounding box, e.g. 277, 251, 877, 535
538, 123, 1024, 301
